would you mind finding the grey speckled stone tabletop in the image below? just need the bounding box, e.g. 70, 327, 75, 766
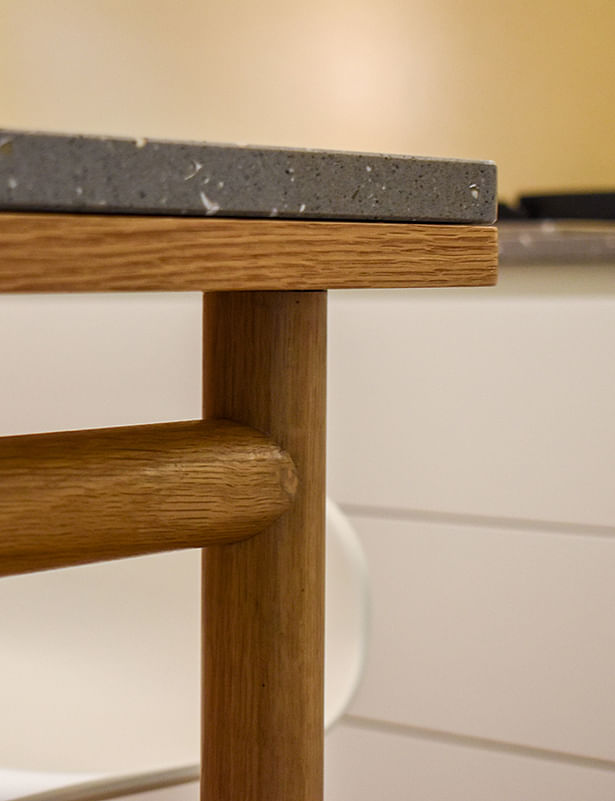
0, 130, 496, 224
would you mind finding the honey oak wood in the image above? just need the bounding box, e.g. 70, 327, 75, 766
202, 292, 326, 801
0, 419, 297, 577
0, 213, 497, 292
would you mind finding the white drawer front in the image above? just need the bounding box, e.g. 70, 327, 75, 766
326, 722, 615, 801
328, 270, 615, 527
347, 513, 615, 762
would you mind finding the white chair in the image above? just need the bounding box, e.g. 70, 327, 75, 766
0, 498, 368, 801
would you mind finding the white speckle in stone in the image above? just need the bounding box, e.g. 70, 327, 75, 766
269, 208, 279, 217
469, 183, 480, 200
7, 176, 17, 190
299, 203, 306, 213
200, 191, 220, 215
203, 176, 210, 184
217, 180, 224, 189
184, 160, 203, 180
381, 184, 386, 190
134, 137, 147, 148
75, 186, 83, 195
97, 199, 108, 206
290, 176, 295, 182
365, 165, 372, 172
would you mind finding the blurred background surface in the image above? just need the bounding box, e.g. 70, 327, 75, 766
1, 0, 614, 200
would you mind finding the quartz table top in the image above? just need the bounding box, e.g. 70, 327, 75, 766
0, 130, 496, 224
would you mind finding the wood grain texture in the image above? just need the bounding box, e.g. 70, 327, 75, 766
0, 213, 497, 292
0, 419, 297, 577
202, 292, 326, 801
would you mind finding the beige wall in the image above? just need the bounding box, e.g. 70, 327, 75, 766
1, 0, 614, 202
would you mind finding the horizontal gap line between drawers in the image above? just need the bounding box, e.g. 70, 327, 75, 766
340, 503, 615, 540
342, 715, 615, 773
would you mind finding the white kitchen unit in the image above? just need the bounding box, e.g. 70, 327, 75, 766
325, 225, 615, 798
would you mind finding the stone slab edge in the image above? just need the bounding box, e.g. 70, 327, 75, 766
0, 130, 496, 224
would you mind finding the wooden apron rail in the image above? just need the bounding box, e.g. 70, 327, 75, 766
0, 418, 297, 577
0, 213, 498, 292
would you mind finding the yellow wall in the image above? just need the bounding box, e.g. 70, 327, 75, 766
1, 0, 613, 201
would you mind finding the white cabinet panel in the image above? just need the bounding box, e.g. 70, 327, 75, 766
326, 723, 615, 801
327, 269, 615, 527
348, 514, 615, 761
0, 293, 202, 436
0, 552, 202, 773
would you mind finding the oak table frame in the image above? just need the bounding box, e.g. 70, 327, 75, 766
0, 212, 496, 801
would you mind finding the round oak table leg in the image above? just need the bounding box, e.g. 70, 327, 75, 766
202, 291, 326, 801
